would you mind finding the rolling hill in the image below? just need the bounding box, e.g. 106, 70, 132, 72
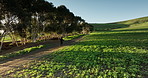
91, 16, 148, 31
116, 16, 148, 25
115, 16, 148, 30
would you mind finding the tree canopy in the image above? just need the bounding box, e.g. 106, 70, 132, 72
0, 0, 93, 50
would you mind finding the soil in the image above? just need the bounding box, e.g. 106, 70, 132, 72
0, 36, 83, 75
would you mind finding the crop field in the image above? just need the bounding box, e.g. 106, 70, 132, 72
2, 26, 148, 78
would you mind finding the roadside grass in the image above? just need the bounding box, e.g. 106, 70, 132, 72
63, 34, 84, 41
0, 45, 45, 61
2, 30, 148, 78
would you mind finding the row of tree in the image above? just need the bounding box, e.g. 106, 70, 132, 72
0, 0, 93, 50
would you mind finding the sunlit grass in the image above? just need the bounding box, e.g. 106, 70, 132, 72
0, 45, 46, 61
2, 35, 20, 42
63, 34, 84, 41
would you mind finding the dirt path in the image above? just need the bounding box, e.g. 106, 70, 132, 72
0, 36, 83, 75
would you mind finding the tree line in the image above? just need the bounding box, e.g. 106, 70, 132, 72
0, 0, 93, 50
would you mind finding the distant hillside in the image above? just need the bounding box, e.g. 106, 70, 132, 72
114, 16, 148, 30
91, 23, 128, 31
91, 16, 148, 31
116, 16, 148, 25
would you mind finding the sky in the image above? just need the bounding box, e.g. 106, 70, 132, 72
46, 0, 148, 23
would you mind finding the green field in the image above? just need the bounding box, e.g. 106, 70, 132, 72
3, 27, 148, 78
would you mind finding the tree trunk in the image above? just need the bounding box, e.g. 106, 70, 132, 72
0, 32, 6, 51
20, 38, 25, 45
9, 33, 18, 46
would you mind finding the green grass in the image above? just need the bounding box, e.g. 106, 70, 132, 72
117, 16, 148, 25
114, 22, 148, 31
63, 34, 84, 41
0, 45, 45, 61
2, 30, 148, 77
114, 16, 148, 31
91, 23, 129, 31
3, 35, 12, 42
2, 35, 20, 42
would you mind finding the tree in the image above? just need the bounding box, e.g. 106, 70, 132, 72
0, 0, 93, 51
0, 0, 21, 51
56, 5, 71, 35
29, 0, 54, 42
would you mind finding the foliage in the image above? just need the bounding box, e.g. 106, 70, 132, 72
0, 0, 92, 41
2, 29, 148, 78
0, 0, 93, 51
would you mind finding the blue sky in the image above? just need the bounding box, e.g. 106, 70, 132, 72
46, 0, 148, 23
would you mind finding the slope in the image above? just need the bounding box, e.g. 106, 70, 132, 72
115, 16, 148, 30
91, 16, 148, 31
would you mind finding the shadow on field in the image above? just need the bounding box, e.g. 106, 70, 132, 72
93, 23, 129, 31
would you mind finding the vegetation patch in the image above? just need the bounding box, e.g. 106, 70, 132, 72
2, 30, 148, 78
0, 45, 45, 61
63, 34, 84, 41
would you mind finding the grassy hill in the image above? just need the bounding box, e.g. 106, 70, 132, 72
91, 16, 148, 31
115, 16, 148, 30
116, 16, 148, 25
